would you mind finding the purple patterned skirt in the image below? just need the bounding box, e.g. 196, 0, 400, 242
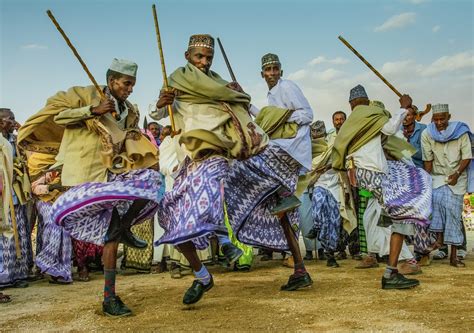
356, 160, 432, 226
52, 169, 161, 246
155, 157, 229, 250
35, 201, 73, 282
224, 143, 301, 251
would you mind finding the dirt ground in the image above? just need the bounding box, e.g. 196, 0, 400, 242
1, 234, 473, 332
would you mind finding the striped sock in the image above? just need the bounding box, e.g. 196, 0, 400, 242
104, 269, 116, 302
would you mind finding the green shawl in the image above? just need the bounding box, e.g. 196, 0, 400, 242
294, 138, 330, 198
332, 104, 415, 170
332, 104, 389, 170
169, 63, 268, 160
254, 106, 298, 139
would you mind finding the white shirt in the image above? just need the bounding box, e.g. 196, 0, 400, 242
251, 79, 313, 171
421, 130, 471, 195
349, 108, 407, 174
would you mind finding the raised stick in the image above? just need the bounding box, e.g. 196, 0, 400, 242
152, 4, 179, 136
339, 35, 431, 120
46, 10, 120, 120
217, 37, 237, 82
338, 35, 402, 97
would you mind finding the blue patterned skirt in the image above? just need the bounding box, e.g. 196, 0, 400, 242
309, 186, 340, 252
224, 143, 301, 251
0, 204, 32, 287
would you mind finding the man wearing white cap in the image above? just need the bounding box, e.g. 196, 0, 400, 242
421, 104, 471, 267
18, 59, 161, 317
333, 85, 432, 290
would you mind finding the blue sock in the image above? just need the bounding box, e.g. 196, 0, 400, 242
217, 234, 231, 246
194, 265, 211, 285
383, 266, 398, 279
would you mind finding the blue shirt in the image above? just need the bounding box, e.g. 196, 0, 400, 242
404, 122, 427, 168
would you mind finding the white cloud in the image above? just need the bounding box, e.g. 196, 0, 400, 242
422, 51, 474, 76
432, 25, 440, 32
316, 68, 345, 82
287, 69, 307, 80
21, 44, 48, 50
309, 56, 349, 66
375, 12, 416, 32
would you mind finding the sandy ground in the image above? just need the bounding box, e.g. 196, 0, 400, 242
1, 234, 473, 332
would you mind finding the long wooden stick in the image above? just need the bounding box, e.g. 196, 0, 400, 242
46, 10, 119, 120
338, 35, 402, 97
152, 4, 178, 135
217, 37, 237, 82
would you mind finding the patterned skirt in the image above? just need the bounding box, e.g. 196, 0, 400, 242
309, 186, 340, 252
156, 157, 229, 250
225, 143, 301, 251
429, 185, 464, 246
72, 239, 103, 270
0, 204, 33, 287
356, 161, 432, 226
35, 201, 73, 282
52, 169, 161, 246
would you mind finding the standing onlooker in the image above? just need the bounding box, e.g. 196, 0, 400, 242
326, 111, 346, 146
147, 121, 162, 146
421, 104, 471, 267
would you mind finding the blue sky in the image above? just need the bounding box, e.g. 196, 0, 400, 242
1, 0, 473, 128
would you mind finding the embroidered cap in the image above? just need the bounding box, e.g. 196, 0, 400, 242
349, 84, 368, 102
311, 120, 326, 138
261, 53, 281, 69
432, 103, 449, 114
188, 34, 215, 50
109, 58, 138, 78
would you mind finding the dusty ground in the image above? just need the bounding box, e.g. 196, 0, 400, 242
1, 234, 473, 332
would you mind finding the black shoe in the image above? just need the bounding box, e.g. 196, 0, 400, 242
335, 252, 347, 260
183, 276, 214, 305
305, 228, 318, 240
121, 229, 147, 249
221, 243, 243, 265
381, 273, 420, 290
102, 296, 132, 317
270, 195, 301, 215
377, 254, 389, 263
317, 249, 327, 261
280, 272, 313, 291
326, 257, 339, 268
303, 251, 314, 261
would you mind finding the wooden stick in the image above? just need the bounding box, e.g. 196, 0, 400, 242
217, 37, 237, 82
8, 195, 21, 259
338, 35, 402, 97
46, 10, 120, 120
152, 4, 179, 136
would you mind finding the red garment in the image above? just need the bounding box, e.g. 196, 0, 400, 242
71, 239, 103, 269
